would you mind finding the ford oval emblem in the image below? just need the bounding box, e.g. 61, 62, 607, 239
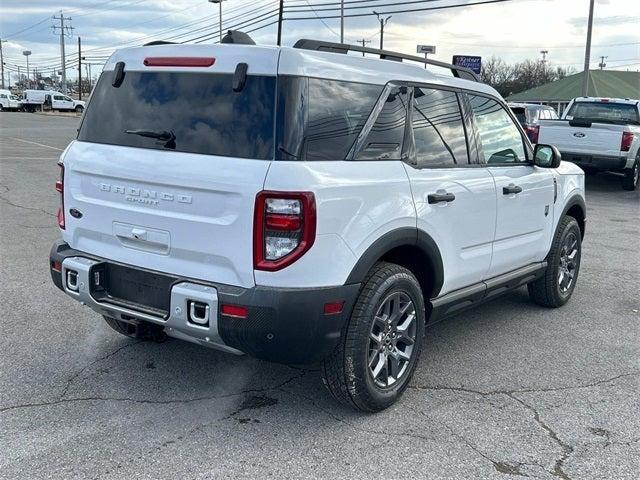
573, 132, 586, 138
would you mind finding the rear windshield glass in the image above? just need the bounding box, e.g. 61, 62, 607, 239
566, 102, 639, 125
78, 71, 276, 159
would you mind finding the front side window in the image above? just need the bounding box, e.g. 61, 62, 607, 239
469, 95, 526, 164
79, 71, 276, 159
54, 95, 64, 100
356, 86, 409, 161
412, 88, 468, 167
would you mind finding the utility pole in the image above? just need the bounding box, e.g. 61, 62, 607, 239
598, 55, 607, 70
581, 0, 595, 96
78, 37, 82, 100
340, 0, 345, 43
277, 0, 284, 46
0, 39, 5, 89
358, 38, 371, 56
373, 11, 392, 51
52, 12, 73, 94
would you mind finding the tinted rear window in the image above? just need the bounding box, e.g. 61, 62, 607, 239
78, 71, 276, 159
276, 77, 382, 161
566, 102, 639, 125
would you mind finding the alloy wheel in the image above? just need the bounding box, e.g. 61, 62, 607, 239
558, 232, 578, 294
368, 291, 417, 388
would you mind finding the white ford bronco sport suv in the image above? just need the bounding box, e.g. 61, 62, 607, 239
49, 37, 586, 412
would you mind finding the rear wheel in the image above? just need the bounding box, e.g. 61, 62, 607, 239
622, 159, 639, 191
528, 216, 581, 307
321, 262, 425, 412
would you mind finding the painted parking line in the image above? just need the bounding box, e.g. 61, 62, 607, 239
6, 137, 64, 151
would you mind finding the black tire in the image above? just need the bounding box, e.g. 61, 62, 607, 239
75, 105, 84, 113
0, 104, 4, 112
622, 159, 639, 191
528, 216, 582, 308
321, 262, 426, 412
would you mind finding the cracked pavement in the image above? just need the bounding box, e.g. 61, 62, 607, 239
1, 112, 639, 479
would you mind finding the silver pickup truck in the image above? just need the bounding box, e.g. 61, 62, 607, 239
538, 97, 639, 190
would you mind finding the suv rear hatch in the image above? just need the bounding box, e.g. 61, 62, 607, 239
61, 45, 280, 288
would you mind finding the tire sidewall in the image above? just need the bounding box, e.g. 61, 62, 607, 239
346, 270, 425, 411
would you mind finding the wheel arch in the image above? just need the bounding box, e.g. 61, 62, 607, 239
345, 228, 444, 299
561, 195, 586, 239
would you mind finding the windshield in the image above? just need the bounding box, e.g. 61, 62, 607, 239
566, 101, 639, 125
78, 71, 276, 159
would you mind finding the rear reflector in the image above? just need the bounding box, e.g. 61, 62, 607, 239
221, 304, 248, 319
51, 260, 62, 272
323, 301, 344, 315
143, 57, 216, 67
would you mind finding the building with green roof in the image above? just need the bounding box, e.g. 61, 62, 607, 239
506, 70, 639, 114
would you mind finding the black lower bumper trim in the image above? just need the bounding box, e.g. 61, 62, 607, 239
560, 152, 628, 171
49, 240, 360, 364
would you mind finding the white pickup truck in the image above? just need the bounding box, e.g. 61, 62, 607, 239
537, 97, 640, 190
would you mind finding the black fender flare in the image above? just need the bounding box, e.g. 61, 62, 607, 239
559, 194, 586, 239
345, 227, 445, 298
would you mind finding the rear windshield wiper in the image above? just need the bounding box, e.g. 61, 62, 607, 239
125, 129, 175, 141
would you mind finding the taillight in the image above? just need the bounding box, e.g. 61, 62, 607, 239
253, 191, 316, 271
621, 132, 634, 152
525, 125, 540, 144
56, 163, 65, 229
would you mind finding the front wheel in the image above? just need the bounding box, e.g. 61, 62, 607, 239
75, 105, 84, 113
321, 262, 425, 412
528, 216, 582, 307
622, 159, 639, 191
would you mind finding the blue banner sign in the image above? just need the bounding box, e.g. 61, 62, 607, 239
452, 55, 482, 75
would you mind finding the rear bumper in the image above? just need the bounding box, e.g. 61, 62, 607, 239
560, 151, 628, 171
50, 240, 360, 364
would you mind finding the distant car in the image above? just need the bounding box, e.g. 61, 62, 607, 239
22, 89, 85, 113
538, 97, 640, 190
508, 103, 559, 144
0, 89, 23, 111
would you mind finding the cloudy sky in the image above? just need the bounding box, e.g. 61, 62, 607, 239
1, 0, 638, 82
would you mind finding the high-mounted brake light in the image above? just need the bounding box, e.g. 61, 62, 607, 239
254, 191, 316, 271
143, 57, 216, 67
621, 132, 634, 152
56, 163, 65, 229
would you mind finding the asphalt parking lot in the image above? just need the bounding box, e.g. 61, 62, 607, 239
1, 111, 638, 480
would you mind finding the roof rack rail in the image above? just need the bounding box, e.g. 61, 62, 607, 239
293, 39, 479, 82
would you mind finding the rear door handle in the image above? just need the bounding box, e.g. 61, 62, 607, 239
502, 184, 523, 195
428, 192, 456, 204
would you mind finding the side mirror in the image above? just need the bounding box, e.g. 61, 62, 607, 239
534, 144, 561, 168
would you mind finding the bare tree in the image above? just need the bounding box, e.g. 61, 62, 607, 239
481, 56, 575, 97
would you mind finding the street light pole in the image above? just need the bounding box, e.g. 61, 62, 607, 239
340, 0, 344, 43
208, 0, 226, 43
23, 50, 31, 89
373, 11, 392, 51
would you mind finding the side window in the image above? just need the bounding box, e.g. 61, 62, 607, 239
304, 78, 381, 161
468, 95, 526, 164
0, 94, 6, 99
412, 88, 468, 167
356, 86, 409, 160
54, 95, 64, 100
